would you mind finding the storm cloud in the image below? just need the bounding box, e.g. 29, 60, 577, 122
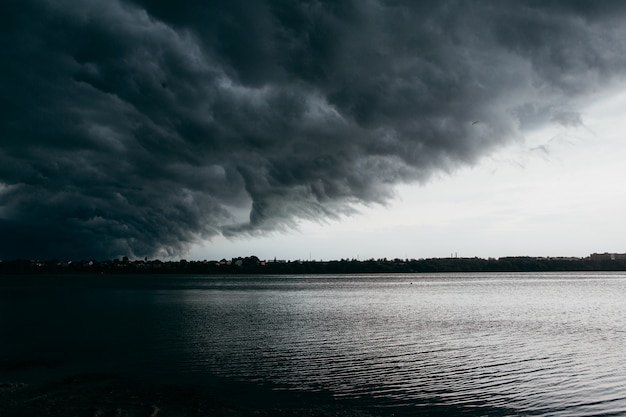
2, 0, 626, 259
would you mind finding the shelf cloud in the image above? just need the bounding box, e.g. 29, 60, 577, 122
2, 0, 626, 259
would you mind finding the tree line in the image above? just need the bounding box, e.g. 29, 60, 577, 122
2, 255, 626, 274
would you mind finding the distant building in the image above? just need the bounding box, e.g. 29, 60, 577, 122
589, 252, 626, 261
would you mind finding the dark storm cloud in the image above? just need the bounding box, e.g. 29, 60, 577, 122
1, 0, 626, 259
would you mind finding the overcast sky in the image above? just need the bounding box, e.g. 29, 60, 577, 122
2, 1, 626, 260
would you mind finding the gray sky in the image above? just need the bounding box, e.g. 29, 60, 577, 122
2, 1, 626, 260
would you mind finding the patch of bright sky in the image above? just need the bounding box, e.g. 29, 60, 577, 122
189, 86, 626, 261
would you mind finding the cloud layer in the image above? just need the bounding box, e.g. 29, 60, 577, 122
2, 0, 626, 259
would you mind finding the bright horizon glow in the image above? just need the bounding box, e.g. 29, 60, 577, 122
188, 85, 626, 262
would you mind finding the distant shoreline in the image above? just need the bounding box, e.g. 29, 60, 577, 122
3, 254, 626, 275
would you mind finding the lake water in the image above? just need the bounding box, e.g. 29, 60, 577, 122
1, 272, 626, 415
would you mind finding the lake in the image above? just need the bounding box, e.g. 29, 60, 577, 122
1, 272, 625, 416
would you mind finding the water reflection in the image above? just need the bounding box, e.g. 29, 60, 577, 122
172, 274, 626, 415
1, 273, 626, 416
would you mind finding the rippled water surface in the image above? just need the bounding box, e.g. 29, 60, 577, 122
2, 272, 626, 415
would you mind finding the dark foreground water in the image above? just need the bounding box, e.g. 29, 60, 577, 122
1, 272, 626, 416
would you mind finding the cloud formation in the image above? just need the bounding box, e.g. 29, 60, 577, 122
2, 0, 626, 259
